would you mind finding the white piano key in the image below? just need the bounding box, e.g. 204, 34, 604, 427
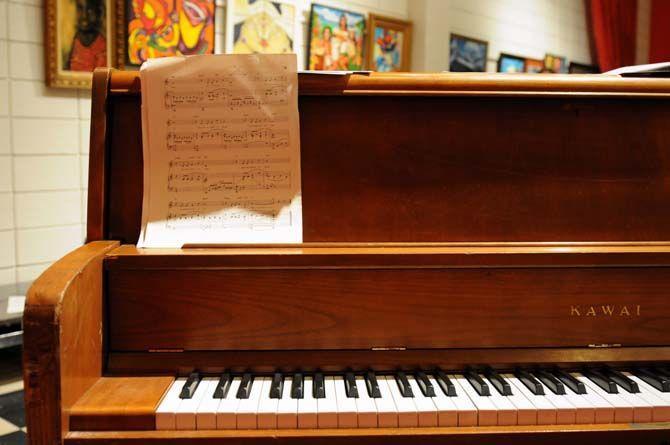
426, 376, 460, 427
258, 377, 279, 429
539, 385, 577, 425
334, 376, 358, 428
406, 376, 438, 427
485, 376, 518, 426
156, 378, 186, 430
374, 377, 398, 428
386, 376, 418, 427
216, 377, 241, 429
176, 378, 208, 430
298, 377, 318, 429
625, 372, 670, 422
236, 376, 264, 429
276, 377, 298, 429
440, 375, 477, 426
317, 376, 338, 428
195, 378, 220, 430
354, 376, 378, 428
567, 373, 614, 424
507, 376, 557, 425
607, 380, 653, 423
452, 374, 497, 426
501, 374, 537, 426
576, 373, 633, 423
557, 385, 596, 424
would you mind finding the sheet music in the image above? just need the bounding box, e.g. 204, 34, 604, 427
138, 54, 302, 247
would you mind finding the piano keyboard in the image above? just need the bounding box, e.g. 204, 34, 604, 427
155, 367, 670, 430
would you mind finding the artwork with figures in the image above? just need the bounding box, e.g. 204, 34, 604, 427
449, 34, 487, 72
308, 3, 365, 70
226, 0, 296, 54
367, 14, 411, 72
46, 0, 114, 88
498, 53, 525, 73
125, 0, 215, 66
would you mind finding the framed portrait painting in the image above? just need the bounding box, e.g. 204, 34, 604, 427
46, 0, 116, 88
497, 53, 525, 73
120, 0, 215, 67
307, 3, 366, 71
226, 0, 297, 54
366, 14, 411, 72
449, 34, 487, 72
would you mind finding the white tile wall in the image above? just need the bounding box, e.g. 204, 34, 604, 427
16, 262, 50, 283
0, 156, 12, 192
0, 231, 16, 268
0, 267, 15, 286
0, 193, 13, 230
16, 225, 83, 265
0, 118, 9, 153
0, 79, 8, 116
0, 40, 7, 78
11, 81, 78, 118
12, 118, 79, 154
9, 41, 44, 80
7, 3, 42, 43
15, 190, 82, 228
13, 156, 80, 191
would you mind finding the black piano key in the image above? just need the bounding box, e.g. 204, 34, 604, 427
270, 372, 284, 399
464, 368, 490, 397
534, 369, 565, 395
484, 367, 512, 396
583, 368, 618, 394
236, 373, 254, 399
633, 368, 670, 392
179, 372, 201, 399
435, 369, 457, 397
395, 372, 414, 397
365, 371, 382, 398
213, 372, 233, 399
552, 368, 586, 395
291, 373, 304, 399
415, 371, 436, 397
655, 367, 670, 379
514, 369, 544, 395
313, 373, 326, 399
344, 372, 359, 398
602, 367, 639, 393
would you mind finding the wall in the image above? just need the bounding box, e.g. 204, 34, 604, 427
0, 0, 408, 289
410, 0, 593, 72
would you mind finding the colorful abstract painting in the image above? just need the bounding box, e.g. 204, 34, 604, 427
226, 0, 296, 54
449, 34, 488, 72
126, 0, 215, 66
525, 58, 544, 73
308, 3, 365, 71
498, 53, 525, 73
367, 15, 411, 72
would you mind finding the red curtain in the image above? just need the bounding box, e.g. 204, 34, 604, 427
587, 0, 638, 72
649, 0, 670, 63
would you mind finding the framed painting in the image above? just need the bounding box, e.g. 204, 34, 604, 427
569, 62, 599, 73
226, 0, 297, 54
497, 53, 525, 73
525, 58, 544, 73
307, 3, 366, 71
544, 53, 568, 73
449, 34, 487, 72
119, 0, 215, 67
366, 14, 411, 72
46, 0, 116, 88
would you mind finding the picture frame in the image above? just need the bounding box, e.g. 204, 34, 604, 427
117, 0, 216, 68
45, 0, 116, 88
524, 58, 544, 73
307, 3, 366, 71
366, 14, 412, 72
497, 53, 526, 73
544, 53, 568, 73
225, 0, 297, 55
569, 62, 599, 74
449, 33, 488, 72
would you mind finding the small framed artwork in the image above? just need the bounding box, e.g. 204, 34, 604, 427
45, 0, 116, 88
307, 3, 366, 71
497, 53, 525, 73
544, 53, 568, 73
449, 34, 488, 72
366, 14, 411, 72
226, 0, 297, 54
119, 0, 215, 68
569, 62, 599, 74
525, 58, 544, 73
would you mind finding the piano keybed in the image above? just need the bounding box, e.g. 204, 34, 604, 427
150, 367, 670, 431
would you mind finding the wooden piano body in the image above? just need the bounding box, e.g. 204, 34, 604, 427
23, 68, 670, 444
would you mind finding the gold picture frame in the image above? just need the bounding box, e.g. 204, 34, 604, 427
45, 0, 117, 88
366, 14, 412, 72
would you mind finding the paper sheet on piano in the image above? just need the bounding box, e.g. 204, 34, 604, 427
137, 54, 302, 248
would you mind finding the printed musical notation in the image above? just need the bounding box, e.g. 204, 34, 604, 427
137, 54, 303, 247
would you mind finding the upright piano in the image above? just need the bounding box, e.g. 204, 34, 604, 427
23, 68, 670, 444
